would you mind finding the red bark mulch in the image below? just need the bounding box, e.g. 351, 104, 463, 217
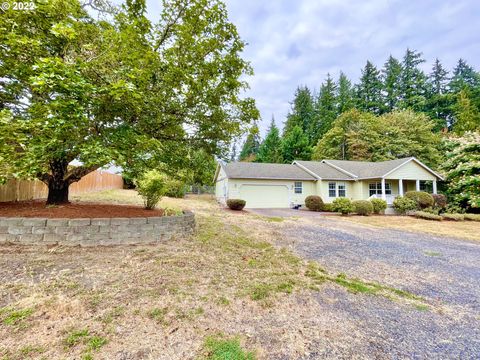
0, 201, 164, 218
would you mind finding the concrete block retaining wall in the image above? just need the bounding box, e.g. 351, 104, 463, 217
0, 211, 195, 246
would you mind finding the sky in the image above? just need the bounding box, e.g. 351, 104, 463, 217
142, 0, 480, 136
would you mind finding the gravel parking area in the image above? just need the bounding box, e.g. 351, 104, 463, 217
249, 208, 480, 358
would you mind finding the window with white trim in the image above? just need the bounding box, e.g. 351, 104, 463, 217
369, 182, 391, 197
328, 182, 336, 197
294, 181, 303, 194
338, 183, 346, 197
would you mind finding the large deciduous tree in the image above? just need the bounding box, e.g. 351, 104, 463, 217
0, 0, 257, 204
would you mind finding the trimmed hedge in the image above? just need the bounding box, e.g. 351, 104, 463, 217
332, 198, 354, 215
464, 214, 480, 222
405, 191, 434, 209
393, 196, 417, 214
353, 200, 373, 216
305, 195, 324, 212
226, 199, 246, 211
442, 213, 464, 221
432, 194, 447, 209
323, 203, 333, 212
414, 211, 442, 221
370, 198, 387, 214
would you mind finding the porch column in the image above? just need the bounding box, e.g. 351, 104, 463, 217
381, 178, 386, 200
432, 179, 437, 194
416, 179, 420, 191
399, 179, 404, 196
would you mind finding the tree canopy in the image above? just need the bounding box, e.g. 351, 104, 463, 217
0, 0, 257, 203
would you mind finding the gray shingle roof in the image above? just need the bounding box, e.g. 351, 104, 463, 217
223, 162, 316, 180
322, 157, 413, 178
294, 161, 355, 180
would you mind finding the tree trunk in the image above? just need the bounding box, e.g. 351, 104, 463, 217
47, 180, 70, 205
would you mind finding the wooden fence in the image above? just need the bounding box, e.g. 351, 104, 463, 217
0, 170, 124, 202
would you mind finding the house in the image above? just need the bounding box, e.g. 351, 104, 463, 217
213, 157, 444, 209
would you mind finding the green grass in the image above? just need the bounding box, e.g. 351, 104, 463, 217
0, 307, 33, 326
147, 307, 168, 324
64, 328, 107, 354
64, 329, 90, 348
415, 304, 430, 311
424, 251, 442, 257
87, 336, 107, 351
202, 335, 255, 360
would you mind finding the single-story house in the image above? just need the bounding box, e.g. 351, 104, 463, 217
213, 157, 444, 209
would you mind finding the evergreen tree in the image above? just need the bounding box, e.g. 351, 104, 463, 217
356, 61, 383, 114
284, 86, 315, 135
229, 143, 238, 162
310, 74, 337, 144
449, 58, 480, 92
337, 72, 354, 114
400, 48, 427, 110
453, 90, 480, 134
257, 117, 283, 163
382, 55, 402, 111
425, 58, 451, 131
239, 123, 261, 162
281, 126, 312, 163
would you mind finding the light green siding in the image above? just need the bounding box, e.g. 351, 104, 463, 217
227, 179, 316, 208
384, 160, 436, 180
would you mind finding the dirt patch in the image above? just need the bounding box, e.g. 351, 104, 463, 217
0, 200, 164, 218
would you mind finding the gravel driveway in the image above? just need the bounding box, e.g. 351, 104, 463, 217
249, 208, 480, 359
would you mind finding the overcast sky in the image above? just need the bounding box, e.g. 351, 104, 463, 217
143, 0, 480, 136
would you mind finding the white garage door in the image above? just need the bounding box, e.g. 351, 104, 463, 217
239, 184, 289, 208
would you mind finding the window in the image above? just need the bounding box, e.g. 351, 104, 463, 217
369, 182, 391, 196
328, 182, 347, 197
329, 182, 336, 197
294, 181, 303, 194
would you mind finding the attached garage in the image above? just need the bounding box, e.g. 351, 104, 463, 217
239, 184, 289, 208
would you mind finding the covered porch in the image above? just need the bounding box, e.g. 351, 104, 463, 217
367, 178, 438, 205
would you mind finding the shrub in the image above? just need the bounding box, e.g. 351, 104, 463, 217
305, 195, 324, 211
445, 204, 465, 214
442, 213, 464, 221
226, 199, 246, 211
432, 194, 447, 209
393, 196, 417, 214
370, 198, 387, 214
405, 191, 434, 209
164, 178, 186, 198
414, 211, 442, 221
353, 200, 373, 216
136, 170, 166, 210
323, 203, 333, 212
464, 214, 480, 221
332, 198, 354, 215
423, 207, 440, 215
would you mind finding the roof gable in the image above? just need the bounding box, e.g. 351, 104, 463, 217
222, 162, 316, 180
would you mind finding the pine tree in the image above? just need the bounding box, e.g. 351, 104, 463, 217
356, 61, 383, 114
230, 143, 238, 162
400, 48, 427, 110
449, 59, 480, 92
337, 72, 354, 114
257, 116, 283, 163
284, 86, 315, 135
453, 90, 480, 134
382, 55, 402, 111
425, 58, 451, 131
281, 126, 312, 163
239, 123, 261, 162
310, 74, 337, 145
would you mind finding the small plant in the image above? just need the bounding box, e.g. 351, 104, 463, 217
136, 170, 166, 210
305, 195, 324, 211
148, 307, 168, 323
422, 207, 440, 215
226, 199, 246, 211
331, 198, 354, 215
164, 178, 186, 198
413, 211, 442, 221
64, 329, 90, 348
87, 336, 107, 351
1, 307, 33, 326
164, 207, 183, 216
432, 194, 447, 209
370, 198, 387, 214
393, 196, 417, 214
250, 284, 270, 300
445, 204, 465, 214
203, 334, 255, 360
353, 200, 373, 216
464, 213, 480, 222
405, 191, 434, 209
322, 203, 333, 212
442, 213, 464, 221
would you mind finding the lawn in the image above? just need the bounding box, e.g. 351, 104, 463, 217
336, 214, 480, 241
0, 191, 430, 359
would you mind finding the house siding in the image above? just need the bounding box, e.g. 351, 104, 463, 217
384, 161, 437, 180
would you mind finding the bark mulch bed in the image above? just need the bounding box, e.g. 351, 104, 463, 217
0, 200, 164, 218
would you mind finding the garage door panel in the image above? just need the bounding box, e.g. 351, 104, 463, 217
239, 184, 289, 208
